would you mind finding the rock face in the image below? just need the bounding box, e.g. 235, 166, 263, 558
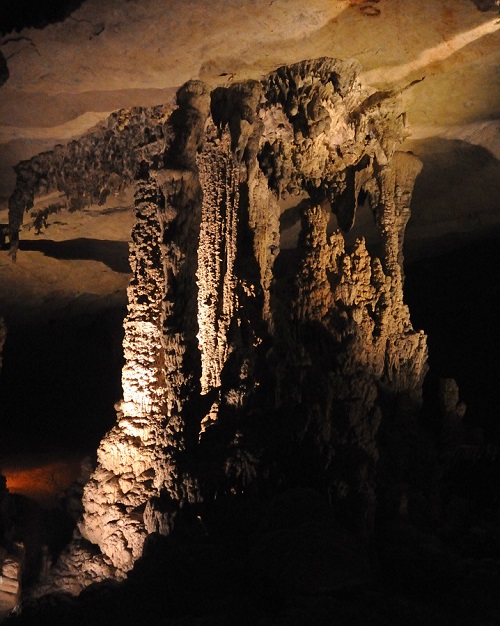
10, 58, 427, 584
0, 475, 24, 619
0, 546, 23, 619
7, 103, 172, 258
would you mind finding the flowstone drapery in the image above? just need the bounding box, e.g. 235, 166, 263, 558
10, 58, 427, 587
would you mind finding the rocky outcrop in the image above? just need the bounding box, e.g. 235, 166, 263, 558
7, 103, 172, 258
0, 545, 23, 619
16, 58, 427, 587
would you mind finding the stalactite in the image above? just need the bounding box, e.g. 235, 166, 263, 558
289, 196, 426, 531
246, 168, 281, 326
196, 128, 240, 395
373, 151, 424, 275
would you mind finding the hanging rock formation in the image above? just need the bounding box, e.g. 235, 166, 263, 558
7, 103, 173, 259
10, 58, 427, 587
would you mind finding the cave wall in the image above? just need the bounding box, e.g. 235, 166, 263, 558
14, 58, 427, 588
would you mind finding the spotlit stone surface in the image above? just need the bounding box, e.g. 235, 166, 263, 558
9, 58, 427, 586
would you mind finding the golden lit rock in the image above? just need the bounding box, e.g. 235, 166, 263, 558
12, 57, 429, 587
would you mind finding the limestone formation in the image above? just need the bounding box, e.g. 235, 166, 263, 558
0, 474, 23, 619
9, 58, 427, 586
7, 103, 173, 259
0, 547, 22, 619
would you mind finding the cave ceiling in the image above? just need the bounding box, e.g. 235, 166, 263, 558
0, 0, 498, 318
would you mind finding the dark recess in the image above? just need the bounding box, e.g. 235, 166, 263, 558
0, 0, 86, 35
471, 0, 499, 11
0, 50, 8, 86
19, 238, 131, 274
405, 236, 500, 442
0, 307, 125, 456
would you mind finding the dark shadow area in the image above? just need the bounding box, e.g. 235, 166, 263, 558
342, 196, 382, 260
280, 199, 308, 232
405, 235, 500, 442
5, 487, 500, 625
405, 137, 500, 260
471, 0, 499, 11
0, 0, 86, 35
19, 238, 131, 274
0, 50, 8, 87
279, 197, 310, 250
0, 306, 125, 457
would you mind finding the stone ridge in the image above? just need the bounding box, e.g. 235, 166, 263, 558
25, 58, 427, 590
7, 103, 173, 258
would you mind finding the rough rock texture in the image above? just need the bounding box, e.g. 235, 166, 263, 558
1, 0, 498, 268
30, 535, 116, 598
0, 476, 25, 618
289, 203, 427, 532
17, 58, 427, 586
7, 103, 172, 258
0, 546, 22, 618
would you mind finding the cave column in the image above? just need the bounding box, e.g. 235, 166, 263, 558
120, 178, 170, 424
294, 203, 335, 323
375, 151, 423, 276
246, 168, 281, 327
78, 178, 177, 573
196, 129, 240, 396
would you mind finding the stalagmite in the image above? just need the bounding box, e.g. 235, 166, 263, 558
8, 58, 427, 588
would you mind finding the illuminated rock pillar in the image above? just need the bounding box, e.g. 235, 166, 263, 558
38, 58, 430, 586
78, 179, 171, 572
372, 152, 428, 395
196, 130, 240, 394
